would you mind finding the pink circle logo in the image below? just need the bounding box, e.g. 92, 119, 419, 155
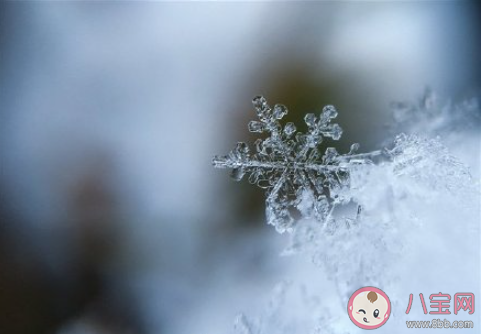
347, 287, 391, 330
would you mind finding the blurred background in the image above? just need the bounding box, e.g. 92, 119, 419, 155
0, 2, 480, 334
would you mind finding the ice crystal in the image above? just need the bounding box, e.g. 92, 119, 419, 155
229, 131, 477, 334
213, 96, 382, 233
389, 88, 480, 135
387, 134, 473, 192
215, 94, 479, 334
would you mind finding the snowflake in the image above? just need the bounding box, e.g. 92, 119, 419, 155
213, 96, 382, 233
213, 94, 479, 334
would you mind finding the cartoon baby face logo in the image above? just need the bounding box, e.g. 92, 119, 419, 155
348, 287, 391, 330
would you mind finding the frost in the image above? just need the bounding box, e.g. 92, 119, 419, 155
212, 95, 476, 234
387, 133, 474, 195
389, 88, 480, 135
213, 95, 479, 334
286, 132, 475, 300
213, 96, 382, 233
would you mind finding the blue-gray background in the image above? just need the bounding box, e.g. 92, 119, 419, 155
0, 2, 480, 334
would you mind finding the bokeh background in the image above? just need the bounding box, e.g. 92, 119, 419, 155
0, 2, 480, 334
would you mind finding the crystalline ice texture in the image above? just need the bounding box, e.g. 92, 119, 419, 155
213, 97, 381, 233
